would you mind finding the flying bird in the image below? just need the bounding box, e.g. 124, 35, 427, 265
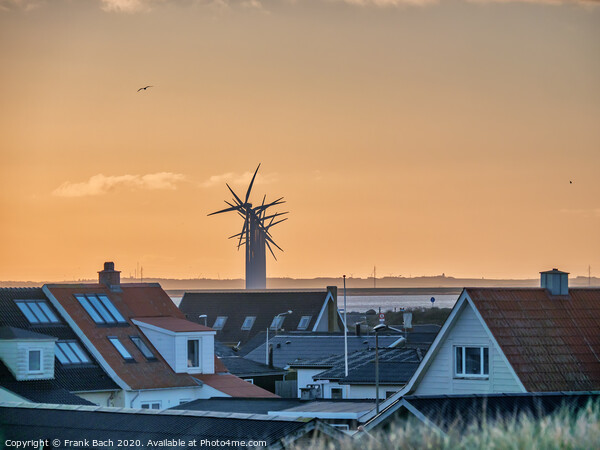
137, 85, 153, 92
570, 181, 573, 184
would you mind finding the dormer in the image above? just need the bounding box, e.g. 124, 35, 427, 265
132, 317, 216, 375
0, 326, 57, 381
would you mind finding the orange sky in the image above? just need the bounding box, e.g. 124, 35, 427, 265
1, 0, 599, 282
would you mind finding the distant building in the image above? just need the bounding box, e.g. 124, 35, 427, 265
179, 287, 344, 347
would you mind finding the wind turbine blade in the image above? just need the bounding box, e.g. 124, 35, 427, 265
266, 217, 288, 229
261, 211, 289, 222
256, 198, 285, 211
208, 204, 241, 216
237, 220, 247, 249
245, 164, 261, 204
264, 234, 283, 252
266, 240, 277, 261
226, 183, 245, 206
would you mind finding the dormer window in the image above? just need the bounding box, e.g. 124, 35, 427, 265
241, 316, 256, 331
15, 300, 60, 325
75, 294, 127, 326
187, 339, 200, 368
28, 349, 42, 373
297, 316, 312, 330
212, 316, 227, 330
55, 341, 91, 365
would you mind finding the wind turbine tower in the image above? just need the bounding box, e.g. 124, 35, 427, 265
209, 164, 288, 289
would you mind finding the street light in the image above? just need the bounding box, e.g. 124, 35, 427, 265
373, 323, 388, 414
198, 314, 207, 327
266, 310, 293, 365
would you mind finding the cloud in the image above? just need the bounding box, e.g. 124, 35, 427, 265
200, 170, 278, 188
0, 0, 44, 11
52, 172, 186, 197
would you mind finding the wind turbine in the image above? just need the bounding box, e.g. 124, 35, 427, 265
208, 164, 288, 289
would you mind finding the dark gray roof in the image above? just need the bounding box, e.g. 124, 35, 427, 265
220, 356, 287, 377
0, 326, 56, 340
0, 288, 119, 394
0, 403, 332, 449
244, 334, 409, 369
400, 392, 600, 431
301, 348, 421, 385
0, 361, 94, 405
179, 289, 341, 346
172, 397, 309, 414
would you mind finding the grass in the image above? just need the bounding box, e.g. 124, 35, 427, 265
298, 399, 600, 450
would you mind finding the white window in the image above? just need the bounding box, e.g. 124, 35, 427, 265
187, 339, 200, 368
241, 316, 256, 331
243, 378, 254, 384
108, 337, 134, 361
28, 349, 42, 373
330, 387, 343, 399
455, 346, 489, 377
270, 315, 286, 330
212, 316, 227, 330
55, 341, 91, 365
140, 401, 161, 410
297, 316, 312, 330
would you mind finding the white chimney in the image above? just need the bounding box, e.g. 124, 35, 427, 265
540, 268, 569, 296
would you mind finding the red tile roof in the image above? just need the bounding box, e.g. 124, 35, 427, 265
467, 288, 600, 392
194, 373, 279, 398
134, 316, 213, 332
46, 284, 200, 390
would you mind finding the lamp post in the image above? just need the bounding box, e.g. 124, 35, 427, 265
266, 310, 292, 365
373, 323, 388, 414
198, 314, 207, 327
343, 275, 348, 378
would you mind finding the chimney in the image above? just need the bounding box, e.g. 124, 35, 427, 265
99, 262, 121, 291
540, 268, 569, 296
326, 286, 339, 332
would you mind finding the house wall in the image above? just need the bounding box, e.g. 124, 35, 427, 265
122, 384, 225, 409
296, 368, 325, 397
413, 302, 524, 395
75, 391, 118, 407
0, 340, 55, 381
347, 384, 403, 399
137, 326, 177, 370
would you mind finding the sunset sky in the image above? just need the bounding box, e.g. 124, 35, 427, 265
1, 0, 599, 282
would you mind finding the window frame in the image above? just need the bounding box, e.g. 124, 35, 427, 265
130, 336, 156, 361
187, 338, 200, 368
454, 345, 489, 378
74, 294, 129, 327
297, 315, 312, 330
27, 348, 43, 374
140, 401, 161, 410
212, 316, 227, 330
108, 336, 135, 362
269, 315, 286, 330
15, 300, 60, 325
55, 340, 91, 365
241, 316, 256, 331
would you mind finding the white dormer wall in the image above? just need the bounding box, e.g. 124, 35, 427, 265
132, 320, 215, 375
0, 338, 56, 381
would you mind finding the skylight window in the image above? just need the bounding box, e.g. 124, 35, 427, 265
55, 341, 91, 365
108, 337, 134, 361
75, 294, 127, 326
241, 316, 256, 331
270, 315, 286, 330
297, 316, 312, 330
213, 316, 227, 330
130, 336, 156, 360
15, 300, 60, 325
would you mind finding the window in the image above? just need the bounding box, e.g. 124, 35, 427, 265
212, 316, 227, 330
187, 339, 200, 368
241, 316, 256, 331
108, 337, 134, 361
331, 388, 343, 399
455, 346, 489, 377
270, 315, 286, 330
130, 336, 156, 360
75, 294, 127, 325
55, 341, 91, 364
297, 316, 312, 330
140, 401, 161, 409
243, 378, 254, 384
15, 300, 60, 324
28, 349, 42, 373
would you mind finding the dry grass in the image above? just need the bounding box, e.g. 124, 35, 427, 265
297, 399, 600, 450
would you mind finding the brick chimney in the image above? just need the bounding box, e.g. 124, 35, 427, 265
99, 262, 121, 291
540, 268, 569, 296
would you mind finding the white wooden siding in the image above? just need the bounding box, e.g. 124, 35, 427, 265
414, 302, 523, 395
0, 340, 55, 381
